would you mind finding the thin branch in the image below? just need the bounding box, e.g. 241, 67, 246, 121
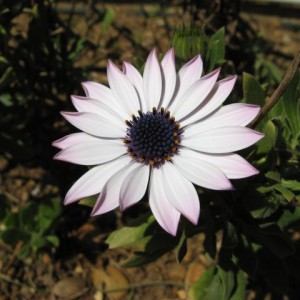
249, 51, 300, 129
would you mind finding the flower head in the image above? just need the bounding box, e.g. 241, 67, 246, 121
53, 48, 264, 236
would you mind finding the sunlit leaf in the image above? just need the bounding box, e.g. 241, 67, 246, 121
105, 214, 155, 249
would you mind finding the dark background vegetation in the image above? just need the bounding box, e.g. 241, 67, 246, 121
0, 0, 300, 299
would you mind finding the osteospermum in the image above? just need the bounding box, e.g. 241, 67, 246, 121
53, 48, 264, 236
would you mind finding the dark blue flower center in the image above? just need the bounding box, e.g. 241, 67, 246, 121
124, 108, 182, 167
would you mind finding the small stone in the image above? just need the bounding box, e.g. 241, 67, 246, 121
52, 277, 86, 299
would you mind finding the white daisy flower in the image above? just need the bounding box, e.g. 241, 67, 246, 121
53, 48, 264, 236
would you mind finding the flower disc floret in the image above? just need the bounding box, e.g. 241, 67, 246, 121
124, 108, 181, 167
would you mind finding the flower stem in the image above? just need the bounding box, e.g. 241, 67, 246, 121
249, 51, 300, 129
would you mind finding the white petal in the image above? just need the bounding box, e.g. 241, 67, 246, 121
54, 139, 125, 165
123, 62, 146, 111
91, 162, 138, 215
107, 61, 140, 115
178, 148, 259, 179
81, 81, 112, 100
71, 95, 125, 124
143, 49, 163, 111
181, 75, 237, 127
173, 153, 233, 190
119, 164, 150, 211
160, 48, 177, 108
64, 155, 131, 204
61, 112, 126, 138
172, 68, 221, 121
184, 104, 261, 138
168, 55, 203, 110
81, 82, 128, 120
182, 126, 264, 153
52, 133, 100, 149
162, 163, 200, 224
149, 167, 180, 236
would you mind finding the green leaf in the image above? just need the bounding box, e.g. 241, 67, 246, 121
242, 72, 265, 106
244, 223, 295, 258
230, 270, 247, 300
1, 228, 30, 246
217, 266, 236, 300
2, 211, 18, 227
278, 208, 300, 229
263, 60, 283, 83
46, 235, 60, 247
171, 26, 208, 61
19, 203, 38, 230
0, 93, 13, 107
0, 194, 10, 220
122, 230, 179, 267
0, 25, 6, 35
37, 198, 61, 233
244, 190, 280, 219
38, 217, 53, 234
208, 27, 225, 71
273, 183, 295, 202
102, 8, 115, 32
17, 244, 31, 260
265, 171, 280, 182
122, 252, 163, 268
281, 179, 300, 191
0, 66, 14, 88
189, 266, 216, 300
0, 56, 9, 64
78, 195, 97, 207
222, 222, 238, 249
256, 120, 277, 154
233, 235, 257, 277
105, 214, 155, 249
30, 233, 47, 250
282, 69, 300, 139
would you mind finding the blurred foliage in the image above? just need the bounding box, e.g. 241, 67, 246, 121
0, 195, 61, 258
1, 0, 300, 299
0, 0, 117, 258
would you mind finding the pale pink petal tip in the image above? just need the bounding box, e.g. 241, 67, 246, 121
52, 138, 64, 149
